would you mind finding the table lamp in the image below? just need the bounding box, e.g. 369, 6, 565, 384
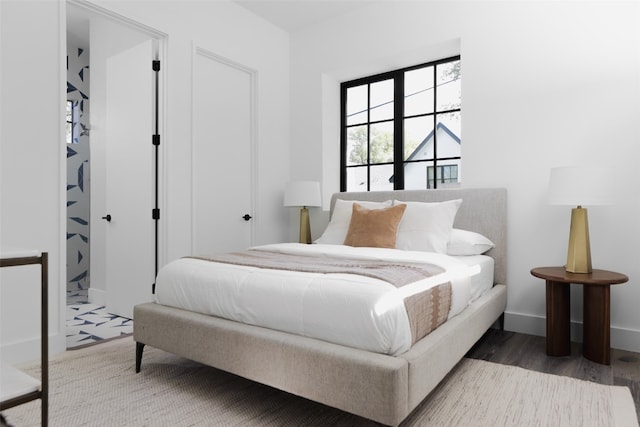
548, 166, 613, 274
284, 181, 321, 244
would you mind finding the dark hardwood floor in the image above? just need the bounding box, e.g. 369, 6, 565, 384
466, 329, 640, 419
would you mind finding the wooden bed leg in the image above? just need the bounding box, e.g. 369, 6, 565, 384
136, 342, 145, 373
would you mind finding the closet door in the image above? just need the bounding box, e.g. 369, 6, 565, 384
104, 39, 155, 319
192, 48, 254, 255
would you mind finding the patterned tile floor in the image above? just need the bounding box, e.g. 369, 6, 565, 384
66, 289, 133, 349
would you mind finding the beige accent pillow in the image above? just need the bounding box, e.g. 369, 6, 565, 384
344, 203, 407, 248
314, 199, 392, 244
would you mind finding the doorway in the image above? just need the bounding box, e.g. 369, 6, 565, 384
65, 38, 90, 307
65, 0, 166, 348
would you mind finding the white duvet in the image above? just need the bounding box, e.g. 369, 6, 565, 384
154, 243, 481, 355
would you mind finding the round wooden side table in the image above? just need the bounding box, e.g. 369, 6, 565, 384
530, 266, 628, 365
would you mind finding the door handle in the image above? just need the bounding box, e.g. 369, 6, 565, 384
242, 214, 252, 221
102, 214, 112, 222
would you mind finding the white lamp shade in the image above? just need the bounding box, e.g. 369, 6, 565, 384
284, 181, 321, 207
548, 167, 614, 206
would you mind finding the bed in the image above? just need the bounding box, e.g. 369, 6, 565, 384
133, 188, 507, 426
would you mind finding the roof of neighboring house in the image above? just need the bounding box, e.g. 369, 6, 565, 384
405, 122, 460, 162
389, 122, 460, 183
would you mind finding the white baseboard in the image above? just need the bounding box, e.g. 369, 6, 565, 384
505, 311, 640, 353
610, 326, 640, 353
88, 287, 107, 305
0, 332, 65, 365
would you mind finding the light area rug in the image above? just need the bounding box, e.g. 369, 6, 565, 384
3, 336, 637, 427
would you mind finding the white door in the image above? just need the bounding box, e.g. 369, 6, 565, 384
192, 49, 254, 255
104, 40, 155, 319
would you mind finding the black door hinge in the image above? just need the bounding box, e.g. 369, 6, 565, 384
152, 60, 160, 72
152, 208, 160, 220
152, 282, 156, 294
152, 134, 160, 146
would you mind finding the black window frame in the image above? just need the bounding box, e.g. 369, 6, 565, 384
340, 55, 461, 192
66, 100, 75, 144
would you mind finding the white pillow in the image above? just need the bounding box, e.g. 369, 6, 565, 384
393, 199, 462, 253
315, 199, 392, 244
447, 228, 495, 255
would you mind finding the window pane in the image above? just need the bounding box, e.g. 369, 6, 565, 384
436, 161, 461, 187
369, 121, 394, 164
66, 101, 73, 144
404, 116, 434, 161
404, 66, 434, 116
66, 100, 73, 122
347, 85, 368, 125
404, 160, 434, 190
369, 164, 394, 191
66, 122, 73, 144
346, 166, 368, 192
346, 125, 368, 165
436, 112, 461, 158
370, 79, 394, 122
436, 60, 461, 112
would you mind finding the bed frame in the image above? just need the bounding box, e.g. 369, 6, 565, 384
133, 188, 507, 426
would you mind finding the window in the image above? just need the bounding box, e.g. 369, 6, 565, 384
66, 100, 79, 144
340, 56, 461, 191
427, 165, 458, 189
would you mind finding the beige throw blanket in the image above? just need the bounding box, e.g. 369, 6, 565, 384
190, 250, 452, 345
191, 250, 445, 286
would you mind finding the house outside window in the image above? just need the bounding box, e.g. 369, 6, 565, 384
340, 56, 461, 191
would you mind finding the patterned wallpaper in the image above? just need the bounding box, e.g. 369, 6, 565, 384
67, 46, 90, 294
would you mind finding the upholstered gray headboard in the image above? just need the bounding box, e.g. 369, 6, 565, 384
329, 188, 507, 285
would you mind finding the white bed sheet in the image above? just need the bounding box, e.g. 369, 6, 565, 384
154, 243, 490, 355
456, 254, 494, 302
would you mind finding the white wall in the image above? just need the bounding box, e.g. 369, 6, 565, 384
1, 0, 291, 362
0, 1, 67, 362
290, 1, 640, 352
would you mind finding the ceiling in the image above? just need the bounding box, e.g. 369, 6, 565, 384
66, 1, 374, 50
233, 0, 374, 33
